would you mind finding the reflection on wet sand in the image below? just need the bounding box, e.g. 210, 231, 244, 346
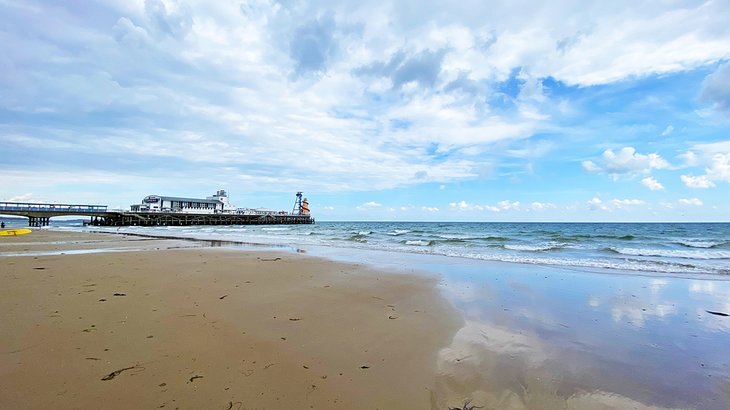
428, 260, 730, 410
295, 245, 730, 409
434, 320, 686, 409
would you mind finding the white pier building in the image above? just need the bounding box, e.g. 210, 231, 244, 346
131, 190, 238, 214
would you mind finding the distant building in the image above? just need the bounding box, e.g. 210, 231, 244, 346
130, 190, 237, 214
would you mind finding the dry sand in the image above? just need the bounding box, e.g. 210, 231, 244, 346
0, 230, 461, 409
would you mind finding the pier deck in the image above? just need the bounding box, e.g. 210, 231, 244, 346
0, 202, 109, 227
88, 212, 313, 226
0, 202, 313, 226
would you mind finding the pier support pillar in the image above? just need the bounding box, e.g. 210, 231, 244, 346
28, 216, 50, 227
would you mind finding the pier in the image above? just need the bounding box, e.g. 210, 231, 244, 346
0, 202, 109, 227
0, 202, 314, 227
88, 212, 313, 226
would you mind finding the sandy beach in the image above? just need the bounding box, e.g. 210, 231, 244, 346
0, 230, 460, 409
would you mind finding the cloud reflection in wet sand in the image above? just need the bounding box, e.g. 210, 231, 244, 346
431, 260, 730, 409
434, 320, 681, 409
690, 281, 730, 332
294, 246, 730, 409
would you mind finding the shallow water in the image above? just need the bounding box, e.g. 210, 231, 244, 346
57, 221, 730, 276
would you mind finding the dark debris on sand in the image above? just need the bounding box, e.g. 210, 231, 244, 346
101, 365, 142, 381
706, 310, 729, 317
448, 399, 483, 410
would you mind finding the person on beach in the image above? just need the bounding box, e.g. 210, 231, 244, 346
1, 222, 5, 228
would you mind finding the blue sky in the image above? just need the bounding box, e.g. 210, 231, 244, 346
1, 0, 729, 221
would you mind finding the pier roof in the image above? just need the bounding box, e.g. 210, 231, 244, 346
149, 195, 221, 204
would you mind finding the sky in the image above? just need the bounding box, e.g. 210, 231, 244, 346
1, 0, 729, 222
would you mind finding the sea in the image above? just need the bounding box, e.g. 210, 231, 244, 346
37, 220, 730, 276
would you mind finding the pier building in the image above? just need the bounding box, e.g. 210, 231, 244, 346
131, 190, 236, 214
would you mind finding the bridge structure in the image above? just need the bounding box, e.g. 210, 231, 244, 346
0, 202, 314, 227
0, 202, 110, 227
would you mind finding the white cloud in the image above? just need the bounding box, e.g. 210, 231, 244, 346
450, 200, 468, 210
450, 200, 485, 211
701, 62, 730, 116
679, 150, 700, 167
588, 197, 647, 211
356, 201, 382, 210
679, 198, 703, 206
641, 176, 664, 191
581, 160, 602, 173
497, 200, 521, 211
706, 153, 730, 182
681, 174, 716, 189
583, 147, 669, 176
587, 197, 608, 211
660, 125, 674, 136
449, 200, 519, 212
530, 202, 556, 210
396, 204, 441, 213
679, 142, 730, 189
611, 199, 645, 209
3, 193, 39, 202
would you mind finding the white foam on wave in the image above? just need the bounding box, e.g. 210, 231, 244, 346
679, 241, 723, 248
404, 240, 432, 246
442, 251, 715, 274
339, 240, 722, 274
388, 230, 410, 236
610, 247, 730, 260
437, 234, 478, 240
504, 243, 565, 252
261, 227, 291, 231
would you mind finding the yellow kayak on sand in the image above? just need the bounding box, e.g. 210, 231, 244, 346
0, 229, 32, 236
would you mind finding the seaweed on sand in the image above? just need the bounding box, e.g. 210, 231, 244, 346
448, 399, 482, 410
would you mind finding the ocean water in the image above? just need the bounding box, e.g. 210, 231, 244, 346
53, 220, 730, 276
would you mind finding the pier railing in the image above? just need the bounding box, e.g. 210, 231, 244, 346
0, 202, 110, 226
0, 202, 108, 213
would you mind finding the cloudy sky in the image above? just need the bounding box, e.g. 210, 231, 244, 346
1, 0, 729, 221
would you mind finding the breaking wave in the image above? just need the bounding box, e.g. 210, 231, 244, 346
403, 240, 433, 246
607, 247, 730, 260
676, 241, 728, 249
504, 243, 566, 252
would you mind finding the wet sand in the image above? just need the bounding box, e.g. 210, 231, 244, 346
0, 230, 460, 409
304, 246, 730, 409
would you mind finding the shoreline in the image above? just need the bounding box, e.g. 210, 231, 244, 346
26, 226, 728, 281
68, 222, 730, 277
